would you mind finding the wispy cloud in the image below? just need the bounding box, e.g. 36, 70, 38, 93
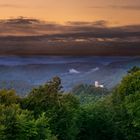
0, 17, 140, 37
90, 5, 140, 10
0, 4, 25, 8
109, 5, 140, 10
67, 20, 108, 27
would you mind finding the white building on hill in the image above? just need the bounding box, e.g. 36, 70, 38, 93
95, 81, 104, 88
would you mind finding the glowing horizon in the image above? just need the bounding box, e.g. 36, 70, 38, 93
0, 0, 139, 25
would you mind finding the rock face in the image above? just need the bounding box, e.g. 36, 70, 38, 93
0, 56, 139, 95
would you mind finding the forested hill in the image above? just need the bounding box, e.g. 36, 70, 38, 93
0, 67, 140, 140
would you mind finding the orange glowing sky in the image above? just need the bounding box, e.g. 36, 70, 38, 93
0, 0, 140, 25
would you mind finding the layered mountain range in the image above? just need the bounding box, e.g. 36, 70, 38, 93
0, 56, 139, 95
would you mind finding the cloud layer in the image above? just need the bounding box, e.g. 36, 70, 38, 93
0, 17, 139, 55
0, 4, 24, 8
90, 5, 140, 10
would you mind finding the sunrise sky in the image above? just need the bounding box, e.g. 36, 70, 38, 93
0, 0, 140, 25
0, 0, 139, 56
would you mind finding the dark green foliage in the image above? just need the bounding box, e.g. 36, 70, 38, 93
112, 70, 140, 103
0, 89, 20, 105
76, 69, 140, 140
0, 90, 55, 140
76, 104, 115, 140
21, 76, 62, 115
0, 104, 54, 140
109, 70, 140, 140
72, 84, 108, 96
0, 69, 140, 140
22, 77, 80, 140
123, 92, 140, 139
128, 66, 140, 74
72, 84, 109, 104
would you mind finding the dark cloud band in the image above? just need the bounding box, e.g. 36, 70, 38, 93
0, 17, 139, 56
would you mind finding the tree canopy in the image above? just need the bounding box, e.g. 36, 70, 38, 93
0, 68, 140, 140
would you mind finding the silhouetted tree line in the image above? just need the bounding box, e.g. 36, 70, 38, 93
0, 66, 140, 140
